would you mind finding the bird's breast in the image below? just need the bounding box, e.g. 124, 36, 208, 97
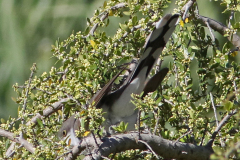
111, 77, 144, 117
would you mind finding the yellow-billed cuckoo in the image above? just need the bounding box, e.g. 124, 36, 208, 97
58, 14, 179, 146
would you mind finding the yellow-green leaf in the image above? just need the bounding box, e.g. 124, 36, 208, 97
109, 9, 113, 16
103, 1, 107, 8
180, 20, 184, 27
90, 40, 97, 49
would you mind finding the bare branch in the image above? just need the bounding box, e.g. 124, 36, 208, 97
206, 109, 237, 147
210, 92, 225, 147
181, 0, 196, 21
233, 80, 238, 101
86, 3, 127, 37
182, 0, 240, 48
26, 98, 69, 126
196, 15, 240, 48
0, 128, 35, 154
228, 11, 234, 28
138, 139, 159, 159
174, 130, 192, 145
23, 63, 36, 111
210, 92, 219, 127
205, 20, 216, 42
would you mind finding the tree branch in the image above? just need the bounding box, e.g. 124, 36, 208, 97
4, 98, 69, 157
181, 0, 196, 21
87, 3, 126, 37
65, 133, 213, 160
26, 98, 69, 126
0, 128, 35, 154
206, 109, 237, 147
196, 15, 240, 48
182, 0, 240, 48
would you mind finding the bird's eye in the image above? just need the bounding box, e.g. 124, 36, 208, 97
63, 130, 67, 137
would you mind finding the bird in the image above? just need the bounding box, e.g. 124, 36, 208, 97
58, 13, 179, 146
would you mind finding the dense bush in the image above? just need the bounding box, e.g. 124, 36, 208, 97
0, 0, 239, 159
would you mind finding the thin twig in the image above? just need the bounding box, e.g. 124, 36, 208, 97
137, 110, 141, 140
210, 92, 219, 127
138, 140, 159, 159
55, 150, 72, 160
32, 87, 53, 95
205, 20, 215, 42
65, 92, 81, 107
210, 92, 225, 147
91, 131, 100, 148
228, 11, 234, 28
85, 3, 127, 37
163, 99, 174, 106
174, 130, 192, 145
101, 156, 111, 160
17, 86, 53, 95
206, 109, 237, 147
153, 117, 159, 135
23, 63, 36, 111
9, 64, 37, 157
8, 118, 21, 128
233, 80, 238, 101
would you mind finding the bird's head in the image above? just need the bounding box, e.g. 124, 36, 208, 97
58, 115, 82, 146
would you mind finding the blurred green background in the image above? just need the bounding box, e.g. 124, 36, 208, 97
0, 0, 106, 119
0, 0, 229, 120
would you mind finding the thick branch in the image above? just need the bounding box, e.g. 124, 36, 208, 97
66, 133, 213, 160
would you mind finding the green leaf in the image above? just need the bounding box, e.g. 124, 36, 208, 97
36, 118, 44, 128
191, 46, 199, 50
190, 102, 196, 110
123, 11, 131, 15
86, 18, 91, 25
103, 1, 107, 8
200, 27, 205, 39
119, 23, 130, 32
156, 97, 162, 105
1, 118, 5, 123
134, 29, 140, 39
132, 16, 138, 25
224, 101, 233, 111
112, 121, 128, 133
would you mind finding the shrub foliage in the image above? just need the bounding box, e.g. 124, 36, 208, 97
0, 0, 239, 159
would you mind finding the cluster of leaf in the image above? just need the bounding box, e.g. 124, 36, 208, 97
221, 0, 240, 12
0, 0, 240, 159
